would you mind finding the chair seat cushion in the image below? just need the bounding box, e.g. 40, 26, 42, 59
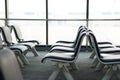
98, 44, 114, 48
18, 42, 36, 48
52, 42, 74, 48
7, 44, 28, 53
19, 40, 40, 45
100, 47, 120, 53
56, 40, 74, 43
50, 46, 74, 52
98, 42, 112, 45
41, 52, 75, 63
100, 53, 120, 64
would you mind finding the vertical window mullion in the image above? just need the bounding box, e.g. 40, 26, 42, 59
46, 0, 48, 45
5, 0, 8, 26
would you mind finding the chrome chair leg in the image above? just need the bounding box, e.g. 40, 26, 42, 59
95, 62, 105, 71
91, 58, 99, 68
62, 65, 74, 80
48, 63, 74, 80
69, 62, 79, 70
89, 50, 96, 59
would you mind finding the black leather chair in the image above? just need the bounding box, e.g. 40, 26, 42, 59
51, 26, 113, 54
48, 28, 87, 70
88, 30, 120, 80
53, 26, 112, 48
41, 31, 87, 80
89, 42, 114, 59
84, 28, 113, 59
50, 27, 87, 52
0, 26, 30, 65
0, 47, 23, 80
87, 29, 117, 70
51, 26, 85, 48
10, 25, 39, 56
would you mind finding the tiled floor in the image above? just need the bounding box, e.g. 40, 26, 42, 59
21, 51, 117, 80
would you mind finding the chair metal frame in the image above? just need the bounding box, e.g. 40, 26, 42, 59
88, 30, 120, 80
41, 31, 87, 80
0, 26, 30, 65
0, 48, 23, 80
10, 25, 39, 56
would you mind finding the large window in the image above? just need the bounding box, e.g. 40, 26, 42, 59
0, 0, 5, 26
89, 0, 120, 19
48, 0, 86, 19
49, 21, 86, 44
89, 21, 120, 45
0, 0, 5, 18
8, 0, 46, 19
48, 0, 86, 45
89, 0, 120, 45
0, 21, 5, 26
8, 0, 46, 45
9, 21, 46, 45
0, 0, 120, 45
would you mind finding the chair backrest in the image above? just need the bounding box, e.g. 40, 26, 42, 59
87, 30, 94, 49
73, 30, 87, 59
0, 27, 13, 45
6, 25, 12, 33
9, 25, 39, 44
10, 25, 23, 42
0, 35, 3, 49
73, 26, 87, 47
0, 34, 23, 80
0, 48, 23, 80
88, 30, 102, 60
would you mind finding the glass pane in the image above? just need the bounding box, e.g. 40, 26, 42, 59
0, 20, 5, 26
0, 0, 5, 18
89, 0, 120, 19
89, 21, 120, 45
49, 0, 86, 19
49, 21, 86, 45
8, 0, 46, 19
9, 21, 46, 45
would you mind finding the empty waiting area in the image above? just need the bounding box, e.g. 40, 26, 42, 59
1, 0, 120, 80
0, 26, 120, 80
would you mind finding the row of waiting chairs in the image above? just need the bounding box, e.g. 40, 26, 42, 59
9, 25, 40, 56
88, 30, 120, 80
0, 26, 40, 67
0, 25, 40, 80
1, 25, 120, 80
41, 26, 120, 80
41, 26, 87, 80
